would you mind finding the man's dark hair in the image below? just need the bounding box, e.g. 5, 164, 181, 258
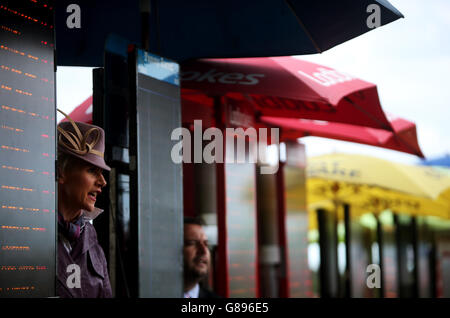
184, 216, 205, 226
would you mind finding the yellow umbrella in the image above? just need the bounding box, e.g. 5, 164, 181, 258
307, 178, 450, 219
304, 153, 450, 219
307, 153, 450, 200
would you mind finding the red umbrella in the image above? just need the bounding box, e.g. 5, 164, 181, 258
181, 57, 393, 131
66, 94, 424, 158
66, 58, 422, 156
67, 57, 392, 131
260, 114, 424, 158
60, 96, 93, 124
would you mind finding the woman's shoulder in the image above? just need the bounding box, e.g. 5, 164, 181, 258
83, 219, 96, 234
82, 220, 102, 247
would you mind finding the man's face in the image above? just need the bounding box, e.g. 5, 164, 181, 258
183, 224, 211, 280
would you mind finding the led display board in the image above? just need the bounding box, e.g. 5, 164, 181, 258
0, 0, 56, 297
284, 164, 316, 298
223, 98, 258, 298
130, 48, 183, 297
225, 161, 258, 297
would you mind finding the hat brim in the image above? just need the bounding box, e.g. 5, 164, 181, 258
59, 147, 111, 171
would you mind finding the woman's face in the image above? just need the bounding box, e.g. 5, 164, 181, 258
59, 160, 107, 213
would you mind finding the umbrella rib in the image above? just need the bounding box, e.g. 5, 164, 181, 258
342, 97, 423, 157
393, 133, 424, 158
284, 0, 322, 53
344, 97, 393, 131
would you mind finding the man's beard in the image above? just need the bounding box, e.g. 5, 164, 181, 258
184, 263, 208, 283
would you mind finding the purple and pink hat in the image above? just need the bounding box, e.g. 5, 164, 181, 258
57, 110, 111, 171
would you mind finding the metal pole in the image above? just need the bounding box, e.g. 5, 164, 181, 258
344, 203, 352, 298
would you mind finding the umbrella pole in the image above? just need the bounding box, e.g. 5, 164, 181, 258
316, 200, 340, 298
376, 212, 385, 298
343, 203, 352, 298
333, 199, 343, 297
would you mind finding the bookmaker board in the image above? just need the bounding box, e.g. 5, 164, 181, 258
129, 48, 183, 297
0, 0, 56, 297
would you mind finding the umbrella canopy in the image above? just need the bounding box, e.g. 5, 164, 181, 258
59, 96, 93, 124
55, 0, 403, 66
67, 56, 394, 130
182, 57, 393, 130
307, 153, 450, 200
305, 178, 450, 220
65, 97, 424, 159
284, 159, 450, 220
261, 114, 424, 157
298, 153, 450, 219
420, 155, 450, 168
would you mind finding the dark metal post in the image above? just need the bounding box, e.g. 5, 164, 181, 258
317, 208, 339, 298
376, 215, 385, 298
343, 203, 352, 298
276, 161, 289, 298
411, 217, 419, 298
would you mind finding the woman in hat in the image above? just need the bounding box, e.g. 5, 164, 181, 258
56, 111, 112, 298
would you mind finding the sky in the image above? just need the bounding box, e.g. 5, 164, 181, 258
56, 0, 450, 166
299, 0, 450, 164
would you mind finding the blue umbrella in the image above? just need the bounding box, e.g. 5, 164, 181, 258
420, 155, 450, 168
56, 0, 403, 66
